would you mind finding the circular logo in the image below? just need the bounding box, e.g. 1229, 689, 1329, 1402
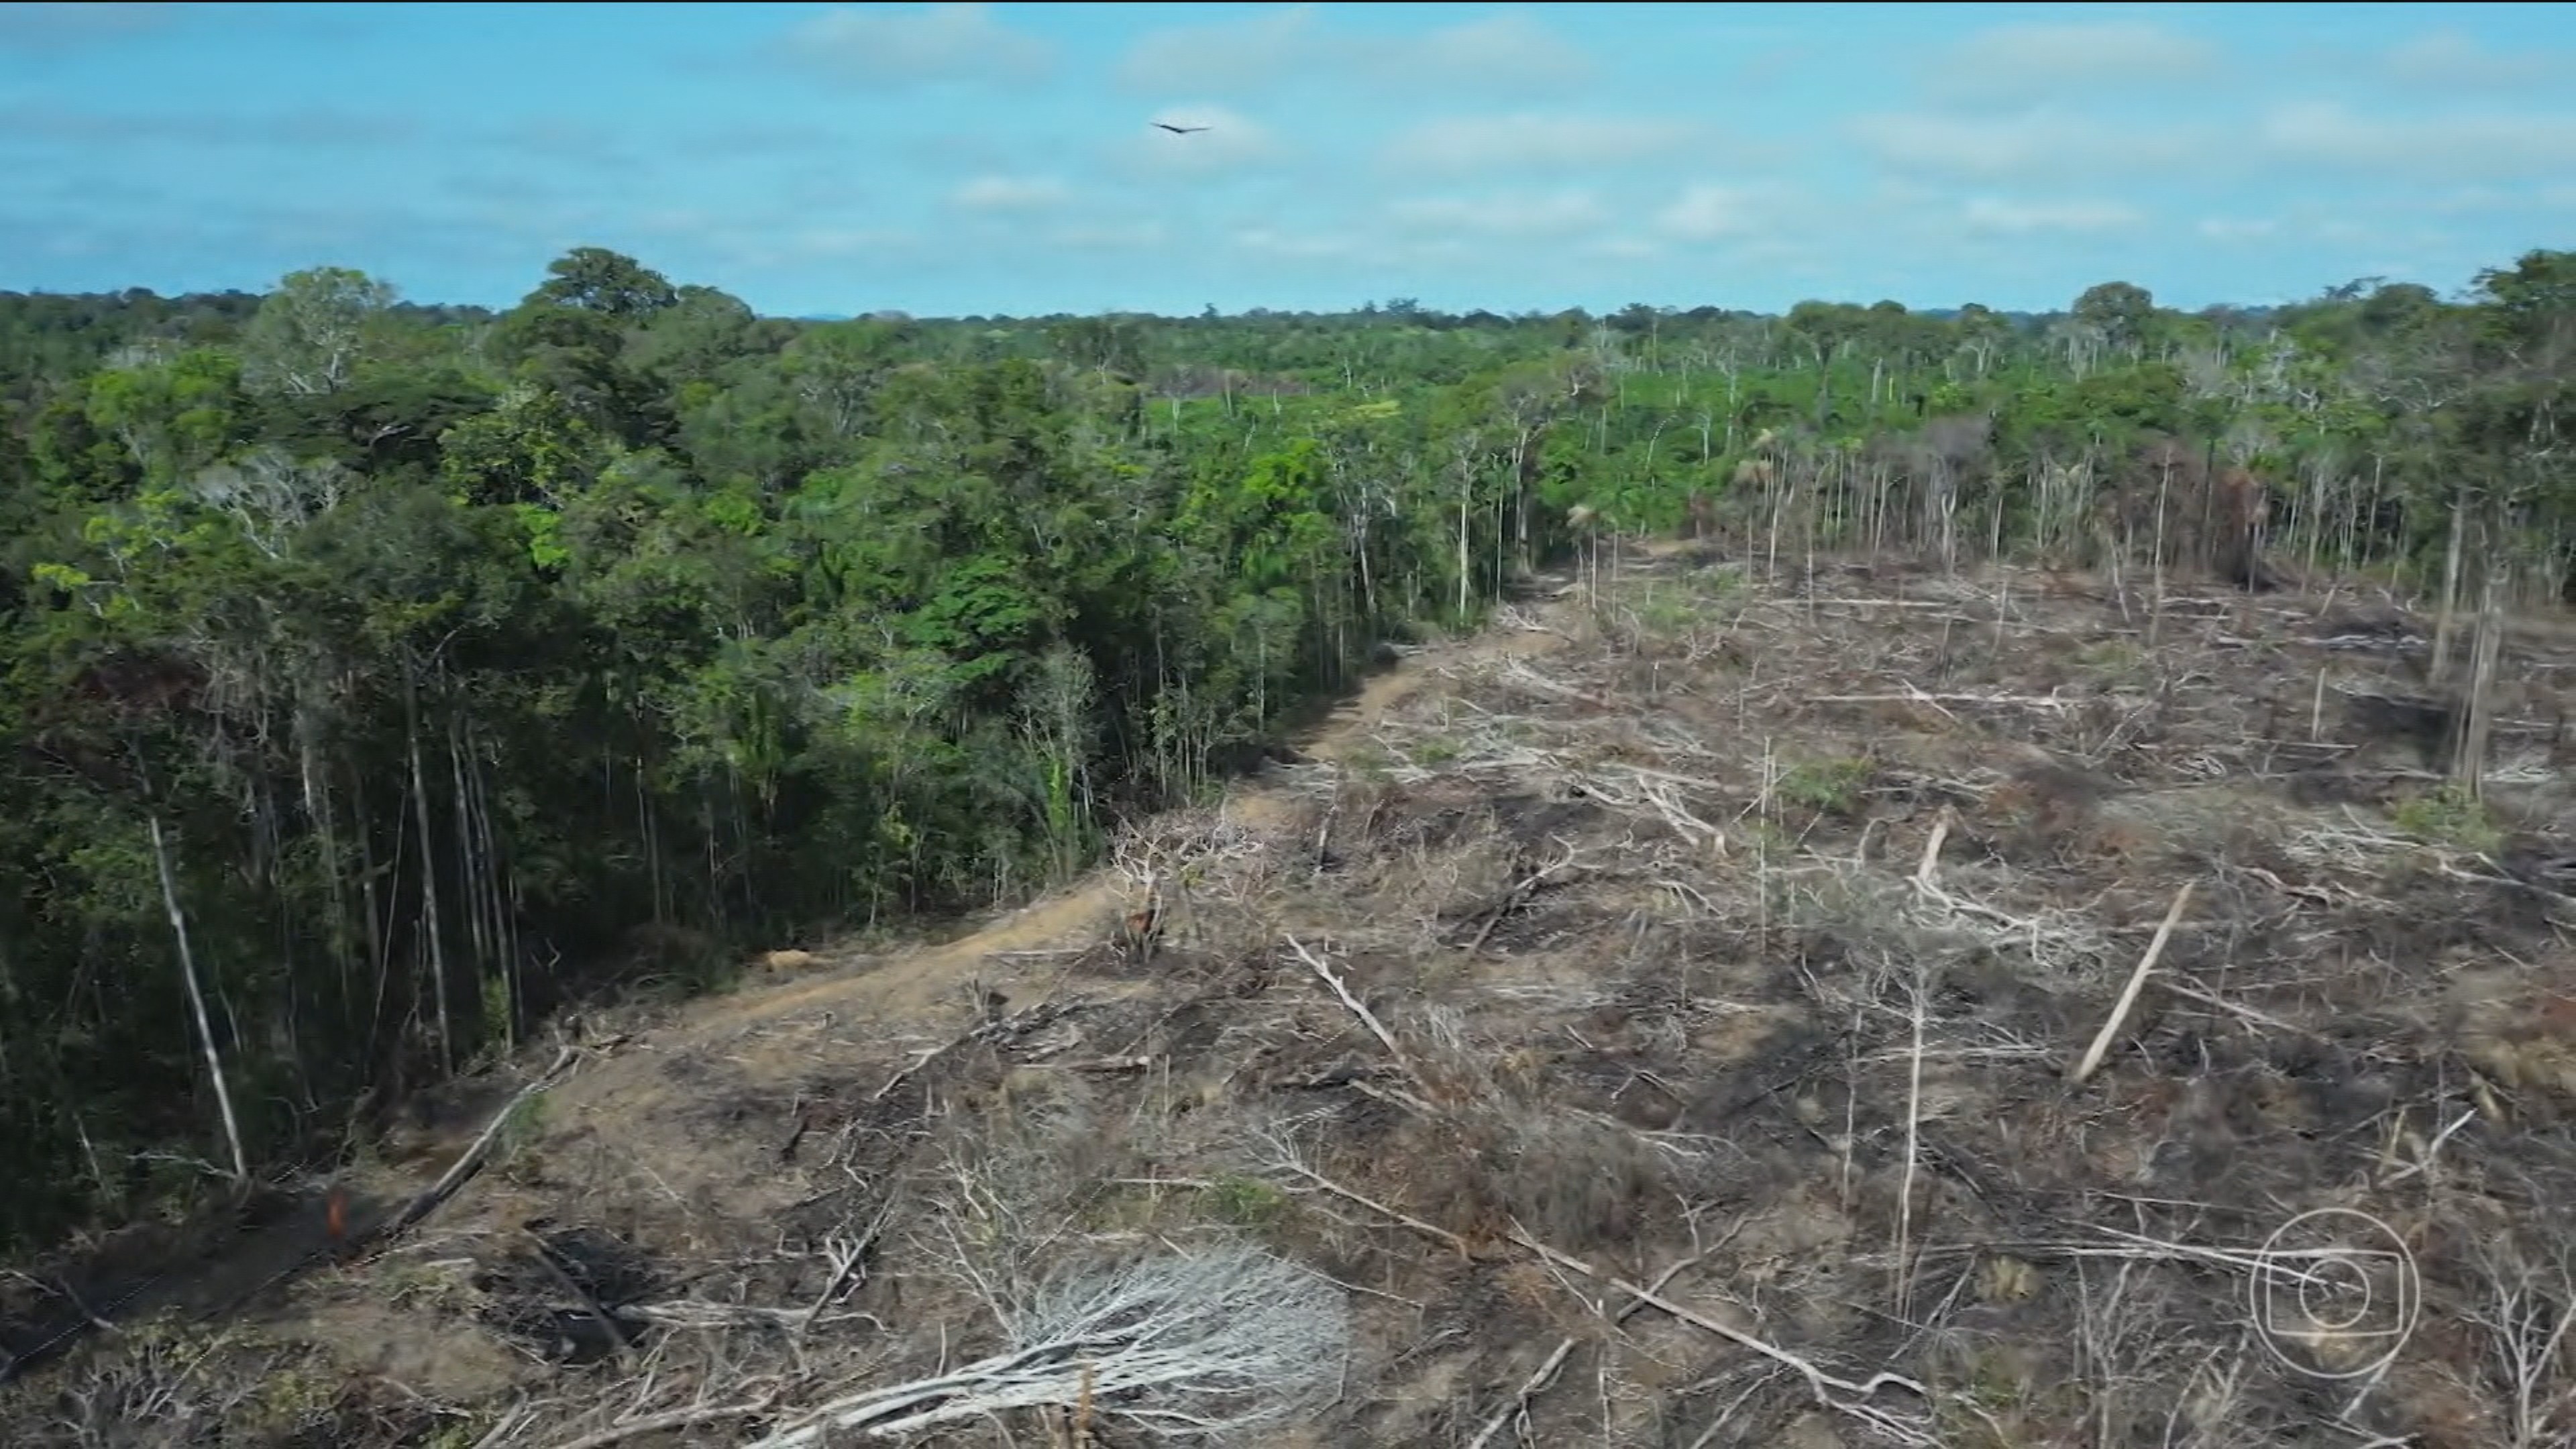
2247, 1208, 2420, 1381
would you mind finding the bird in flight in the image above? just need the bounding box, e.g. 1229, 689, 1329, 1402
1153, 121, 1210, 135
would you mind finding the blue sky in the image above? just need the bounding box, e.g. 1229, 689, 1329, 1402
3, 1, 2572, 318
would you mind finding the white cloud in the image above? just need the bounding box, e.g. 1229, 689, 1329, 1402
1585, 236, 1660, 261
1119, 5, 1589, 97
2423, 185, 2576, 215
728, 227, 920, 268
1120, 105, 1287, 176
1406, 13, 1591, 91
777, 3, 1051, 89
1388, 189, 1608, 240
1845, 109, 2212, 182
2196, 217, 2278, 242
1232, 226, 1358, 262
1381, 113, 1700, 176
1960, 197, 2143, 235
2381, 32, 2558, 89
949, 175, 1071, 212
1925, 21, 2222, 104
2256, 101, 2576, 180
1655, 184, 1764, 243
1046, 221, 1169, 253
1118, 5, 1308, 94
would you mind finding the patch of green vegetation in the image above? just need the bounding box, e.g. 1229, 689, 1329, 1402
1629, 592, 1702, 639
1413, 949, 1474, 991
1687, 563, 1750, 601
1082, 1184, 1177, 1234
2390, 782, 2504, 855
1201, 1174, 1290, 1226
2076, 637, 2145, 675
1738, 818, 1796, 857
493, 1088, 553, 1183
1774, 757, 1873, 814
378, 1256, 477, 1314
645, 949, 741, 1004
1411, 735, 1460, 765
244, 1355, 342, 1438
1931, 1344, 2088, 1448
1620, 568, 1746, 644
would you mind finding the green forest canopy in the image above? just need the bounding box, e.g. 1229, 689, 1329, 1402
0, 244, 2567, 1252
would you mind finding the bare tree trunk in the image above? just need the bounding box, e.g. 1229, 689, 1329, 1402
2149, 459, 2173, 648
2430, 491, 2469, 680
445, 717, 490, 986
2453, 549, 2507, 801
294, 719, 357, 1032
402, 662, 455, 1075
349, 753, 394, 1062
1456, 464, 1472, 619
149, 815, 248, 1183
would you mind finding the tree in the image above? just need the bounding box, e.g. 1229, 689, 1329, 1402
2073, 281, 2156, 356
525, 246, 679, 320
239, 266, 396, 396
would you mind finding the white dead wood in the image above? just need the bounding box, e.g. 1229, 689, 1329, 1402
1505, 1224, 1930, 1442
2155, 977, 2319, 1040
539, 1391, 782, 1449
1895, 944, 1928, 1316
1270, 1152, 1472, 1258
1633, 777, 1727, 855
1462, 841, 1583, 955
186, 447, 347, 559
1465, 1337, 1576, 1449
1258, 1136, 1929, 1442
1462, 1246, 1714, 1446
147, 814, 248, 1184
1812, 688, 2074, 712
742, 1244, 1346, 1447
1907, 808, 2106, 973
2377, 1108, 2478, 1187
373, 1044, 579, 1249
2466, 1245, 2576, 1449
2068, 882, 2195, 1086
1283, 934, 1419, 1083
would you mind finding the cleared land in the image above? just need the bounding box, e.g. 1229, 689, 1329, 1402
8, 545, 2576, 1448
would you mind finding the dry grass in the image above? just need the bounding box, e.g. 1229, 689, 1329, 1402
9, 547, 2576, 1447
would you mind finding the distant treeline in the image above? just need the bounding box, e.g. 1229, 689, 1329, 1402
0, 244, 2564, 1252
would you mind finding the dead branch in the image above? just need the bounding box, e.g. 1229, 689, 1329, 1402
1284, 934, 1419, 1084
743, 1244, 1346, 1447
2068, 883, 2195, 1085
525, 1228, 635, 1363
1500, 1221, 1931, 1433
1271, 1156, 1472, 1258
1260, 1142, 1927, 1440
1465, 1337, 1576, 1449
541, 1393, 780, 1449
1462, 1246, 1714, 1447
368, 1044, 579, 1256
1462, 841, 1580, 955
802, 1194, 897, 1330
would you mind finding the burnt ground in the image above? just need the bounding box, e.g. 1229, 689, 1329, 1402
7, 547, 2576, 1448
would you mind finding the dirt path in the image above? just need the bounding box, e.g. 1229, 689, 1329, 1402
1, 584, 1580, 1387
679, 608, 1567, 1038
